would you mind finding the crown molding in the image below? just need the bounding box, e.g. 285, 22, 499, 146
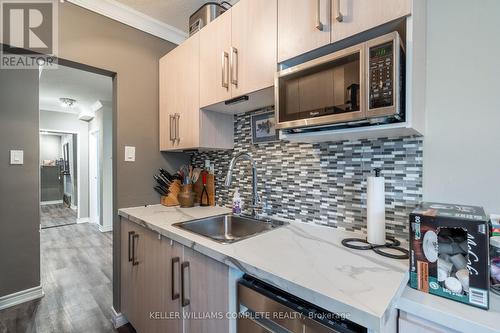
66, 0, 188, 45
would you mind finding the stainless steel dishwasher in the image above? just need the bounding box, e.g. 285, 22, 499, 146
237, 275, 367, 333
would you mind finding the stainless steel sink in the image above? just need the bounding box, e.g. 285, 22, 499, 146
173, 214, 288, 244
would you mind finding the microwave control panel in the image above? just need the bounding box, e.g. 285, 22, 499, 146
369, 41, 394, 109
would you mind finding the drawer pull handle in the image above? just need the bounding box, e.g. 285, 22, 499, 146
171, 257, 180, 300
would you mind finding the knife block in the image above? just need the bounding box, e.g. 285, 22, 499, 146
193, 173, 215, 206
160, 179, 181, 207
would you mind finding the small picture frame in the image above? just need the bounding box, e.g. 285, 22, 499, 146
251, 111, 279, 144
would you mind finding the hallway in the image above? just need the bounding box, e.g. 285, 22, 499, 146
0, 223, 134, 333
40, 204, 77, 229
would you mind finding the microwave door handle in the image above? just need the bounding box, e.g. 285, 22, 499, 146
315, 0, 323, 31
336, 0, 344, 22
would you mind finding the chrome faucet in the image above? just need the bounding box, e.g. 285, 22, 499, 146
224, 152, 261, 217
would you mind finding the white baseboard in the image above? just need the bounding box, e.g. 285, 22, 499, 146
40, 200, 63, 206
77, 217, 90, 224
99, 224, 113, 232
0, 286, 44, 311
111, 306, 128, 328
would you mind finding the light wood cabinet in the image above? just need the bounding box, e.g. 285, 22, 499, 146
332, 0, 411, 42
278, 0, 331, 62
159, 33, 233, 151
183, 247, 229, 333
120, 218, 229, 333
230, 0, 277, 98
199, 0, 277, 108
199, 10, 232, 107
159, 33, 200, 151
278, 0, 412, 62
120, 219, 149, 333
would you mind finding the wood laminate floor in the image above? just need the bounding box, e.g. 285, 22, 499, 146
0, 223, 135, 333
40, 204, 77, 229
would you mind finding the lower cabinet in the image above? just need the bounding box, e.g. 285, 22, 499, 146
120, 217, 229, 333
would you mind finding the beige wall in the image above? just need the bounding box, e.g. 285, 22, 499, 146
58, 2, 190, 310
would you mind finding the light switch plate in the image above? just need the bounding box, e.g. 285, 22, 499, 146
124, 146, 135, 162
10, 150, 24, 165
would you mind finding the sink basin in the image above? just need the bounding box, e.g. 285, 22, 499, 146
173, 214, 288, 244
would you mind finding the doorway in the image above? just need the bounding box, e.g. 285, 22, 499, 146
39, 130, 78, 228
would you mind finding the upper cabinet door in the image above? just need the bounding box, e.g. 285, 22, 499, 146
231, 0, 277, 98
159, 33, 200, 151
332, 0, 411, 42
159, 56, 175, 151
199, 11, 232, 108
278, 0, 331, 63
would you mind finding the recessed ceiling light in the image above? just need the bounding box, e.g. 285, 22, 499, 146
59, 97, 77, 108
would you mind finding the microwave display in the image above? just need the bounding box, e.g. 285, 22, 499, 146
369, 41, 394, 109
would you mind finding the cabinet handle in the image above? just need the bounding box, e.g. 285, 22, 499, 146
171, 257, 180, 300
128, 231, 135, 262
336, 0, 344, 22
315, 0, 323, 30
221, 51, 229, 89
169, 114, 175, 142
174, 113, 180, 142
181, 261, 190, 307
230, 47, 238, 86
132, 234, 139, 266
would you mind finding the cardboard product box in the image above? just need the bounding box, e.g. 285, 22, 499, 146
491, 214, 500, 236
409, 202, 490, 309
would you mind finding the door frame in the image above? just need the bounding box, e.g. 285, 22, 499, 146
39, 129, 80, 219
89, 129, 100, 225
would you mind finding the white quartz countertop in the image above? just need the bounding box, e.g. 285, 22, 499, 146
118, 205, 409, 331
397, 286, 500, 333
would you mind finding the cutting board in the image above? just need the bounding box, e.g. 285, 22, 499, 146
193, 172, 215, 206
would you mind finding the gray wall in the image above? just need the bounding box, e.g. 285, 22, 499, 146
57, 2, 190, 311
40, 135, 61, 163
423, 0, 500, 214
40, 111, 89, 218
0, 69, 40, 297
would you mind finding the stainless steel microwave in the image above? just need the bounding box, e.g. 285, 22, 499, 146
275, 32, 405, 130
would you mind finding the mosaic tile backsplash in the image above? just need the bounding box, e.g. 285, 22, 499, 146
191, 107, 423, 239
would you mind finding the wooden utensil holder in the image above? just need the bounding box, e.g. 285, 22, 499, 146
160, 179, 181, 207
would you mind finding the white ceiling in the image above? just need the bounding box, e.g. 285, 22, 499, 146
112, 0, 235, 33
39, 65, 112, 115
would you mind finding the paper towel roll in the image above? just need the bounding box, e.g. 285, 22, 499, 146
367, 174, 386, 245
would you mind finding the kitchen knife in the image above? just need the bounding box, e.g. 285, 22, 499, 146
154, 186, 169, 196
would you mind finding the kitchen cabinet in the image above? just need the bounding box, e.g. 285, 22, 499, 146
199, 0, 277, 108
332, 0, 411, 43
159, 33, 200, 151
199, 9, 232, 107
398, 311, 459, 333
278, 0, 331, 63
230, 0, 277, 98
183, 246, 229, 333
159, 33, 233, 151
120, 217, 229, 333
120, 218, 149, 333
277, 0, 412, 62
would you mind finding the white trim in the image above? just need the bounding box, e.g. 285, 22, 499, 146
70, 204, 77, 211
77, 217, 90, 224
111, 306, 128, 328
99, 224, 112, 233
40, 200, 63, 206
66, 0, 188, 45
0, 286, 44, 311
